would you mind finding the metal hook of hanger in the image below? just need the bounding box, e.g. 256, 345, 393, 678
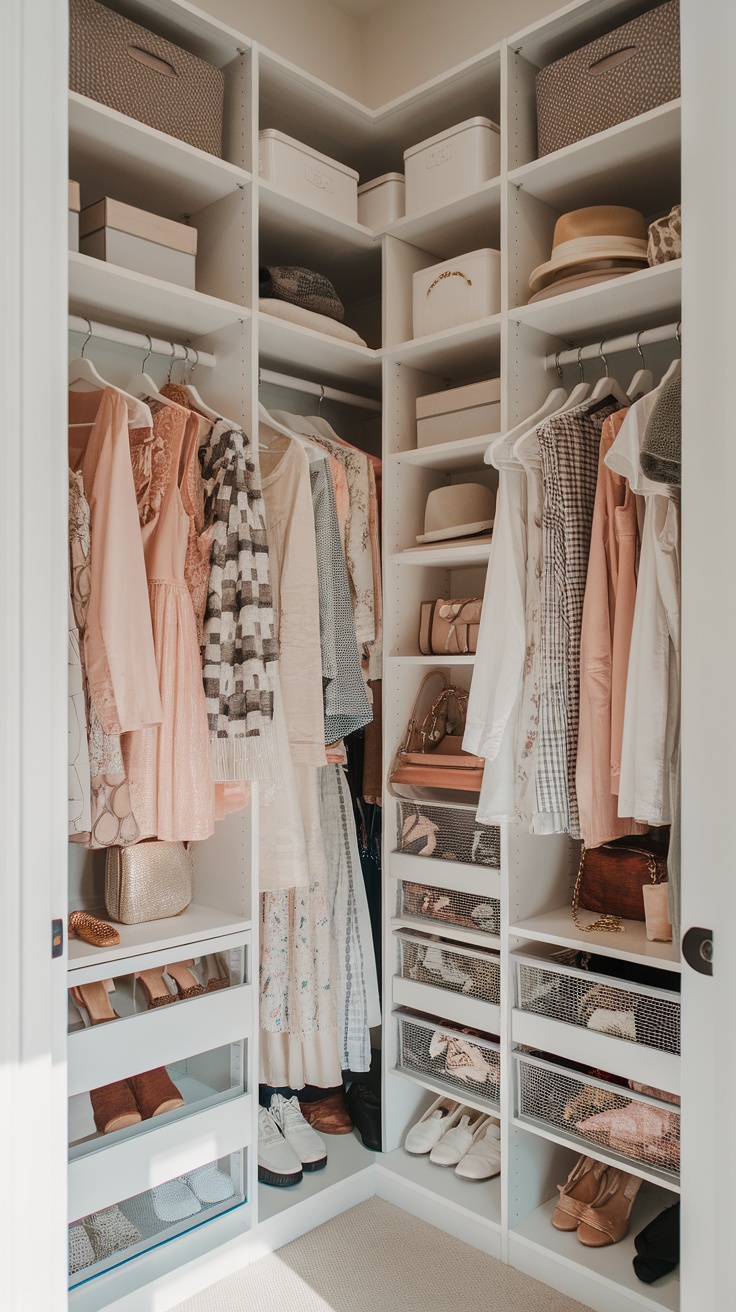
554, 350, 563, 379
676, 322, 682, 351
142, 333, 153, 372
80, 319, 93, 358
636, 330, 646, 368
598, 338, 608, 377
317, 384, 325, 416
167, 341, 177, 383
187, 348, 199, 383
577, 347, 585, 383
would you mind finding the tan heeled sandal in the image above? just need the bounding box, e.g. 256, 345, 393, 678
135, 967, 175, 1009
552, 1155, 608, 1231
577, 1168, 643, 1247
166, 959, 204, 1000
68, 911, 120, 948
69, 980, 117, 1026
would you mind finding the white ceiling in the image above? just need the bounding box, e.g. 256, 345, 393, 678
328, 0, 394, 16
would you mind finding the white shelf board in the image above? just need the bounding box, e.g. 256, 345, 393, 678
258, 1130, 375, 1222
388, 434, 495, 471
511, 1116, 680, 1195
509, 101, 681, 213
69, 92, 251, 218
388, 654, 476, 666
509, 907, 681, 972
391, 1065, 499, 1120
69, 252, 250, 339
511, 1187, 680, 1312
67, 903, 251, 972
391, 539, 492, 569
385, 315, 502, 379
391, 850, 501, 900
377, 1147, 502, 1231
382, 179, 502, 260
258, 312, 381, 390
392, 918, 501, 954
258, 180, 380, 302
510, 262, 681, 341
259, 180, 376, 251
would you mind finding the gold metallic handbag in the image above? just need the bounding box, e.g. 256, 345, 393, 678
105, 840, 194, 925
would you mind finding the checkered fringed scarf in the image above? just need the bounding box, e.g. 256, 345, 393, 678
199, 417, 279, 785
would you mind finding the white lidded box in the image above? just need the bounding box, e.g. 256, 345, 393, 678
413, 248, 501, 338
80, 198, 197, 288
404, 117, 501, 217
69, 180, 81, 253
259, 128, 359, 223
358, 172, 405, 230
416, 378, 501, 448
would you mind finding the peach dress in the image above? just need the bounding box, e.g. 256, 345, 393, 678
122, 401, 214, 842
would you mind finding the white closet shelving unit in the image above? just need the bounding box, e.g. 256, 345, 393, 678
9, 0, 721, 1307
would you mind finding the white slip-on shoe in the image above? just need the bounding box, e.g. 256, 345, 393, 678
404, 1096, 461, 1154
258, 1105, 304, 1186
429, 1109, 485, 1166
184, 1162, 237, 1204
269, 1094, 328, 1172
455, 1116, 502, 1180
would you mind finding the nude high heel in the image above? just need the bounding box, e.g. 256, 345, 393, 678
135, 967, 175, 1009
576, 1168, 643, 1247
552, 1155, 608, 1231
166, 959, 204, 1000
69, 979, 117, 1026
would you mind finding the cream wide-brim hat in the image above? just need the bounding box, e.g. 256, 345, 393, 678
527, 264, 646, 304
416, 482, 495, 544
529, 205, 649, 295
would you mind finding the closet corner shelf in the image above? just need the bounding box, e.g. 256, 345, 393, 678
376, 1148, 503, 1231
508, 100, 681, 211
384, 315, 502, 378
69, 252, 251, 339
387, 434, 494, 471
509, 1186, 680, 1312
69, 92, 252, 218
510, 1116, 680, 1197
509, 908, 681, 972
509, 261, 682, 340
381, 178, 502, 259
257, 312, 381, 389
67, 903, 252, 971
258, 1129, 375, 1225
390, 540, 492, 568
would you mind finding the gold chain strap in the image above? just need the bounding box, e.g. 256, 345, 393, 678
571, 846, 625, 934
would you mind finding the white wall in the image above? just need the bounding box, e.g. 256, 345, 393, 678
361, 0, 562, 107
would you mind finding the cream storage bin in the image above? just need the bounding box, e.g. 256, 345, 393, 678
69, 181, 81, 253
358, 172, 405, 229
413, 248, 501, 338
259, 129, 359, 223
404, 117, 501, 216
80, 199, 197, 288
416, 378, 501, 448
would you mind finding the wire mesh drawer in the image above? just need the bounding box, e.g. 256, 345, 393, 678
397, 931, 501, 1005
397, 801, 500, 867
399, 880, 500, 937
514, 1052, 681, 1179
396, 1009, 500, 1108
514, 954, 680, 1055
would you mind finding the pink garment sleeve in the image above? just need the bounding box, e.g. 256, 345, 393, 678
83, 392, 163, 735
279, 449, 327, 767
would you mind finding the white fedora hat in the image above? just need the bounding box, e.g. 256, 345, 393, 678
416, 483, 495, 545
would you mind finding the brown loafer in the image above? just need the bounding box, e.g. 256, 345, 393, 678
299, 1091, 353, 1135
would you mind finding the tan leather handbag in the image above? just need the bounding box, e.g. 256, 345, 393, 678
418, 597, 483, 655
388, 672, 484, 797
105, 840, 194, 924
572, 836, 669, 934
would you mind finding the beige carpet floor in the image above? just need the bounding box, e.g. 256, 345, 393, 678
171, 1197, 592, 1312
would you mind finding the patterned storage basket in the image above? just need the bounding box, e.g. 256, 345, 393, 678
535, 0, 680, 157
69, 0, 224, 157
397, 801, 500, 867
514, 1051, 680, 1178
396, 1010, 500, 1108
397, 931, 501, 1005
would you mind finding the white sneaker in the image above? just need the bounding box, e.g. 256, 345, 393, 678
404, 1096, 461, 1154
455, 1116, 502, 1179
429, 1109, 485, 1166
270, 1094, 328, 1171
257, 1106, 303, 1187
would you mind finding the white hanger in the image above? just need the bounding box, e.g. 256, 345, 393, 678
589, 339, 629, 405
660, 322, 682, 386
69, 319, 152, 428
182, 348, 220, 421
486, 377, 568, 469
513, 348, 593, 464
626, 331, 654, 401
127, 336, 178, 407
257, 401, 317, 455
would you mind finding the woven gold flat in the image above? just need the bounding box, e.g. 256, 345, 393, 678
68, 910, 121, 948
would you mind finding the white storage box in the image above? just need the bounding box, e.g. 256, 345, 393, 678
358, 172, 405, 230
416, 378, 501, 447
404, 117, 501, 216
69, 180, 81, 253
259, 128, 359, 223
79, 198, 197, 289
413, 248, 501, 338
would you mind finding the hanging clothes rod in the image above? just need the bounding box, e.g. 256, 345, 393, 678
68, 315, 217, 369
258, 367, 381, 413
544, 320, 681, 371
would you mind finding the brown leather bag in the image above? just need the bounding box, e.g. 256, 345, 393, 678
572, 834, 669, 933
418, 597, 483, 655
388, 672, 484, 797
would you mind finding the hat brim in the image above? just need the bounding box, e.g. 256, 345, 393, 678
527, 266, 646, 304
529, 245, 649, 294
416, 518, 494, 545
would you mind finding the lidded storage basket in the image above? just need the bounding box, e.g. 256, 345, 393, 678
69, 0, 224, 157
404, 117, 501, 216
413, 249, 501, 338
259, 129, 359, 223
